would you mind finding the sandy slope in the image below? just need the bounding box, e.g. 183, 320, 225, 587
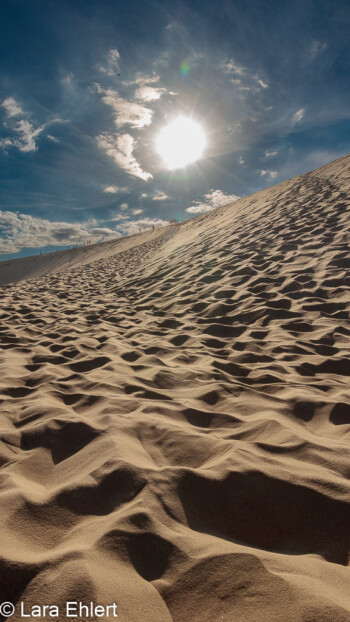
0, 154, 349, 621
0, 230, 168, 287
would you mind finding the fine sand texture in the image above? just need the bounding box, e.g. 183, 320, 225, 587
0, 154, 349, 621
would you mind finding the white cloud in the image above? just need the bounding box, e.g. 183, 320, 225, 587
186, 204, 213, 214
90, 227, 122, 239
14, 120, 46, 152
265, 150, 278, 158
99, 49, 121, 76
0, 211, 120, 255
122, 73, 161, 87
310, 40, 327, 59
115, 217, 168, 236
0, 119, 47, 153
61, 72, 74, 85
257, 78, 269, 89
47, 134, 60, 143
1, 96, 24, 118
120, 202, 128, 210
111, 214, 129, 221
96, 85, 153, 129
221, 59, 269, 92
96, 132, 152, 181
186, 189, 240, 214
0, 97, 63, 153
292, 108, 305, 124
134, 85, 166, 101
152, 191, 169, 201
239, 156, 245, 164
260, 170, 277, 178
103, 184, 128, 194
221, 59, 246, 75
132, 209, 143, 215
0, 138, 14, 150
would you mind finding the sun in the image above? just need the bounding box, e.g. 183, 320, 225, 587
156, 116, 206, 169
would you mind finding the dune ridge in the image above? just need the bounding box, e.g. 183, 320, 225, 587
0, 154, 349, 621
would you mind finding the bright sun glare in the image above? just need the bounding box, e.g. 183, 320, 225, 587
156, 116, 206, 170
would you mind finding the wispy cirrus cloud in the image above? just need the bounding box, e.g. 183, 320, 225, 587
96, 132, 152, 181
220, 59, 246, 76
98, 48, 121, 76
220, 58, 269, 92
292, 108, 305, 124
186, 189, 240, 214
0, 96, 62, 153
310, 40, 327, 59
122, 73, 161, 87
110, 214, 129, 221
96, 85, 153, 128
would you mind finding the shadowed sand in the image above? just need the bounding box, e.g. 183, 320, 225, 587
0, 154, 349, 621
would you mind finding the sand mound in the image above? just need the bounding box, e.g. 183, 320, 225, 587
0, 154, 349, 621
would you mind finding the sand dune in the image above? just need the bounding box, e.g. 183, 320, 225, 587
0, 154, 349, 621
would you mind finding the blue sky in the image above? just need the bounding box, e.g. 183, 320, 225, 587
0, 0, 349, 259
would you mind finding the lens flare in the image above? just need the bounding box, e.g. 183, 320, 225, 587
180, 60, 189, 77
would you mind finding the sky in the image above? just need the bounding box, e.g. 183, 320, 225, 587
0, 0, 349, 259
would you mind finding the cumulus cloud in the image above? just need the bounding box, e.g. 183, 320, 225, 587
292, 108, 305, 124
0, 210, 120, 255
152, 191, 169, 201
120, 202, 128, 210
97, 132, 152, 181
186, 189, 240, 214
132, 209, 143, 215
115, 217, 168, 236
265, 150, 278, 158
96, 85, 153, 129
1, 96, 24, 118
